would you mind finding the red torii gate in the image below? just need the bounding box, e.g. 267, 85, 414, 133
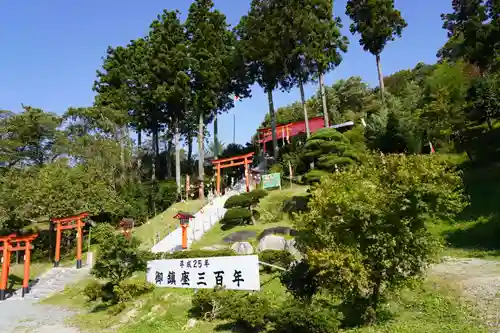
51, 212, 88, 269
212, 152, 254, 195
0, 233, 39, 300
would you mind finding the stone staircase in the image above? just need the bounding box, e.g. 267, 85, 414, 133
8, 266, 91, 301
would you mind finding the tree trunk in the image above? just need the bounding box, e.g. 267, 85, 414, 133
376, 54, 385, 102
319, 73, 329, 127
299, 78, 311, 138
137, 130, 142, 179
187, 133, 193, 162
267, 89, 278, 160
166, 137, 173, 179
175, 120, 181, 197
152, 128, 158, 183
198, 111, 205, 200
214, 113, 219, 159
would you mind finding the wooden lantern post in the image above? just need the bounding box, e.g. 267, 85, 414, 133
211, 152, 254, 196
174, 212, 195, 250
0, 233, 38, 300
51, 212, 88, 269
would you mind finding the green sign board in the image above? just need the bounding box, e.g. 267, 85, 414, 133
262, 173, 281, 189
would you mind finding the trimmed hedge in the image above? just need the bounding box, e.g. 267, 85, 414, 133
220, 208, 252, 229
258, 250, 293, 273
283, 194, 311, 216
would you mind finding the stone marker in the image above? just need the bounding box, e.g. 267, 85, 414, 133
231, 242, 254, 254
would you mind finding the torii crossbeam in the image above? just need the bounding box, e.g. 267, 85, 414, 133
212, 152, 254, 195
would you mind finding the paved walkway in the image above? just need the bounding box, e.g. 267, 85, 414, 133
151, 183, 246, 253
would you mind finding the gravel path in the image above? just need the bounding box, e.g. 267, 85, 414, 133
0, 300, 81, 332
430, 257, 500, 332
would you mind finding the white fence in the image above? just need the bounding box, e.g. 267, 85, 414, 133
151, 182, 247, 254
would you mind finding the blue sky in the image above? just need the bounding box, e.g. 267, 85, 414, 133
0, 0, 452, 148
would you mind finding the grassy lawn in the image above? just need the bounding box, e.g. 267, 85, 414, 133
429, 161, 500, 259
134, 199, 206, 249
43, 271, 486, 333
0, 261, 54, 292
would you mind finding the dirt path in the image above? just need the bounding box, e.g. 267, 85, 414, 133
430, 257, 500, 332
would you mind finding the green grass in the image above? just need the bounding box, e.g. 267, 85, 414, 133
134, 199, 206, 249
348, 278, 486, 333
191, 186, 308, 250
0, 261, 54, 292
428, 161, 500, 259
43, 271, 486, 333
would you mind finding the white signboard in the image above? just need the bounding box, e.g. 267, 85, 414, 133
146, 255, 260, 291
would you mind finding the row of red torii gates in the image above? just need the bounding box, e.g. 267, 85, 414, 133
0, 212, 89, 301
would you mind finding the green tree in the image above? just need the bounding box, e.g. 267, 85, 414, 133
292, 154, 466, 324
466, 73, 500, 130
0, 106, 62, 167
148, 9, 190, 193
282, 0, 348, 130
439, 0, 500, 74
236, 0, 290, 159
346, 0, 407, 98
302, 128, 364, 183
186, 0, 248, 199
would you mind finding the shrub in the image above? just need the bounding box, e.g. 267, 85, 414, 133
91, 223, 116, 246
258, 250, 293, 273
283, 194, 311, 216
274, 299, 341, 333
92, 234, 147, 285
84, 281, 104, 302
220, 208, 252, 229
190, 288, 240, 320
294, 154, 466, 325
226, 293, 276, 332
224, 194, 253, 209
113, 280, 154, 303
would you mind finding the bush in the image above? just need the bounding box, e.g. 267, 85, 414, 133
294, 154, 466, 325
190, 288, 240, 320
224, 194, 253, 209
220, 208, 252, 229
283, 194, 311, 216
92, 234, 147, 285
274, 299, 341, 333
258, 250, 293, 273
155, 179, 179, 212
91, 223, 116, 246
84, 281, 104, 302
113, 280, 155, 303
226, 293, 276, 332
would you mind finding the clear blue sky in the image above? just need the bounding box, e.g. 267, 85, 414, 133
0, 0, 452, 148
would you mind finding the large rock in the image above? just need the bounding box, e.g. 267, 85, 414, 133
257, 235, 287, 252
231, 242, 254, 255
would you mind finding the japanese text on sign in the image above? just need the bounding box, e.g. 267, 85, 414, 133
262, 173, 281, 189
147, 255, 260, 291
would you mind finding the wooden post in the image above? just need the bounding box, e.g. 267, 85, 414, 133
0, 241, 10, 300
76, 217, 82, 269
181, 225, 188, 249
244, 159, 250, 192
216, 165, 221, 196
22, 241, 32, 297
54, 222, 61, 267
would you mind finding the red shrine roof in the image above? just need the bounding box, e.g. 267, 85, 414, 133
257, 116, 326, 144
